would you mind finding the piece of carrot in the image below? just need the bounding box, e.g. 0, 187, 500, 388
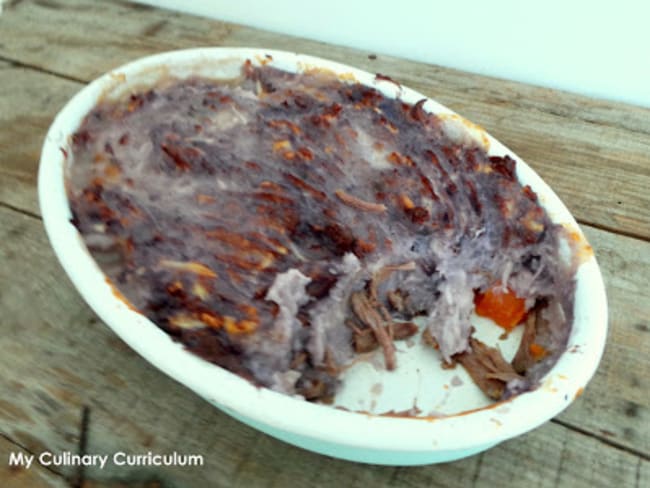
474, 283, 527, 330
528, 343, 548, 360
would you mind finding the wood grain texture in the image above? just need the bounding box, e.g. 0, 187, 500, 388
0, 205, 647, 486
557, 226, 650, 455
0, 62, 83, 215
0, 209, 85, 481
0, 435, 69, 488
0, 0, 649, 238
0, 0, 649, 486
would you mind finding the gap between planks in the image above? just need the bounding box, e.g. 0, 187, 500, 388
72, 405, 90, 488
0, 201, 41, 220
1, 405, 91, 487
0, 54, 86, 85
551, 419, 650, 462
471, 452, 485, 488
0, 431, 68, 481
573, 219, 650, 244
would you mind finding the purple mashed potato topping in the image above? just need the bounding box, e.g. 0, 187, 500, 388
68, 62, 577, 402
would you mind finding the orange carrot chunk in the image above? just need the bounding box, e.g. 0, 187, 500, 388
474, 283, 527, 330
528, 343, 548, 360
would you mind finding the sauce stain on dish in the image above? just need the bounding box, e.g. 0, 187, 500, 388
562, 224, 594, 264
370, 382, 383, 396
105, 277, 140, 313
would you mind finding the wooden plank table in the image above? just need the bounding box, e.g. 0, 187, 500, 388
0, 1, 648, 486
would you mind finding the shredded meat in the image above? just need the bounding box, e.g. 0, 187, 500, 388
511, 303, 554, 375
348, 320, 418, 353
68, 62, 577, 403
350, 291, 397, 370
454, 337, 523, 400
512, 309, 539, 374
346, 263, 420, 366
387, 289, 407, 313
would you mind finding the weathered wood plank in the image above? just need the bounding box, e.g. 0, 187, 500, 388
3, 0, 650, 135
639, 459, 650, 488
0, 0, 648, 238
84, 421, 643, 488
476, 422, 645, 488
0, 0, 648, 485
0, 204, 647, 485
0, 62, 83, 215
0, 435, 70, 488
556, 226, 650, 453
0, 211, 85, 481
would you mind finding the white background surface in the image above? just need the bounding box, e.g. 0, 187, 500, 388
138, 0, 650, 108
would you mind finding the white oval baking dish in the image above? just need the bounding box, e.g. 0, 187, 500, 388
38, 48, 607, 465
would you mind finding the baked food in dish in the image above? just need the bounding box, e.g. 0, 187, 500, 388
67, 61, 577, 403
